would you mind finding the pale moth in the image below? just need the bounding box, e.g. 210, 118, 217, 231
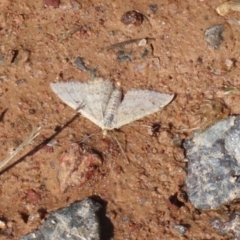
50, 78, 174, 135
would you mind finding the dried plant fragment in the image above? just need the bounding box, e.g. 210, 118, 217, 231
204, 24, 224, 49
105, 38, 155, 51
106, 38, 155, 63
58, 143, 102, 192
216, 1, 240, 16
190, 98, 230, 130
0, 126, 41, 172
58, 25, 85, 42
74, 57, 96, 78
216, 84, 240, 97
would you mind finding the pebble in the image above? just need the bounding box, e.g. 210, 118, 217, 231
121, 10, 144, 26
19, 198, 102, 240
204, 24, 224, 49
173, 223, 189, 235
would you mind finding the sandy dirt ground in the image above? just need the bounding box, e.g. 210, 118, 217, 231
0, 0, 240, 239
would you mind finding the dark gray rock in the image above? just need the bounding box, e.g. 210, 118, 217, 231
19, 198, 102, 240
184, 116, 240, 209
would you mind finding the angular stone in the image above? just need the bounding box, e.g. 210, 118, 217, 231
184, 116, 240, 209
19, 198, 101, 240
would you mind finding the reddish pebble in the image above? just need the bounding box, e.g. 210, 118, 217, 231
26, 189, 41, 204
58, 143, 102, 192
121, 10, 144, 26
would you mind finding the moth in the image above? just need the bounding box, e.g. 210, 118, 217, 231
50, 78, 174, 135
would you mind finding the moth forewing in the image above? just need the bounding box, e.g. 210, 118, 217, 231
50, 78, 174, 132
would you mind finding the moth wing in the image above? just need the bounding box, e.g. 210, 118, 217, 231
114, 89, 174, 129
50, 78, 114, 129
50, 82, 85, 110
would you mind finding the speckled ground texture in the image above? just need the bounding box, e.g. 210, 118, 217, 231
1, 0, 240, 239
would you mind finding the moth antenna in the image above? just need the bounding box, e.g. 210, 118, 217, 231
79, 129, 101, 143
113, 135, 129, 164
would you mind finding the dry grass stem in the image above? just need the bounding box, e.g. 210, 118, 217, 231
0, 126, 41, 172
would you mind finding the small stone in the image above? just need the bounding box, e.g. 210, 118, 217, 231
11, 49, 30, 66
0, 220, 6, 229
121, 10, 144, 26
138, 39, 147, 47
137, 197, 147, 204
173, 224, 188, 235
0, 75, 8, 82
204, 24, 224, 50
225, 58, 235, 71
29, 109, 36, 114
58, 143, 102, 192
26, 189, 41, 205
15, 79, 27, 86
116, 50, 132, 62
148, 4, 158, 14
121, 216, 130, 222
74, 56, 88, 71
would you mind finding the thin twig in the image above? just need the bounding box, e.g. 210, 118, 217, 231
58, 25, 83, 42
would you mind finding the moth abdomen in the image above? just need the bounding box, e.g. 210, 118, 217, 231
103, 87, 122, 129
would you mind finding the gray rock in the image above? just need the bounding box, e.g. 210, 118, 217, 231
19, 198, 102, 240
184, 116, 240, 209
172, 223, 189, 235
204, 24, 224, 49
211, 214, 240, 239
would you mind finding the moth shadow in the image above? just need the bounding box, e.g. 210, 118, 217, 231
0, 113, 80, 175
